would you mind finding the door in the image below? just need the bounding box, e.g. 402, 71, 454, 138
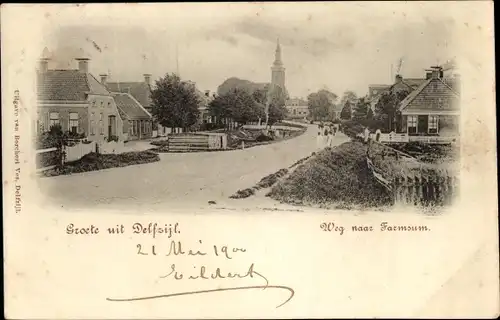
108, 115, 116, 138
417, 115, 428, 135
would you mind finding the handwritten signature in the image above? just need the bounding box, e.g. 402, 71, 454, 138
106, 263, 295, 308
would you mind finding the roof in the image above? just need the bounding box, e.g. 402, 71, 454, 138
285, 98, 308, 106
401, 78, 427, 89
112, 92, 152, 120
37, 70, 110, 101
106, 82, 152, 108
399, 77, 459, 113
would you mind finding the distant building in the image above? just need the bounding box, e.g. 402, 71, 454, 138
112, 92, 153, 141
106, 74, 153, 114
103, 74, 154, 140
285, 98, 309, 119
367, 74, 427, 111
36, 49, 124, 144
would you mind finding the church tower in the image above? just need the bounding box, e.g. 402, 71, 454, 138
271, 38, 286, 91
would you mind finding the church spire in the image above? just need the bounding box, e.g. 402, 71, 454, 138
274, 38, 283, 66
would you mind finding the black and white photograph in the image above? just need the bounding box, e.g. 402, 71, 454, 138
33, 4, 461, 213
2, 3, 498, 319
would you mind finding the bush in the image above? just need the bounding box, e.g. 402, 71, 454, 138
341, 120, 364, 139
41, 150, 160, 177
255, 134, 274, 142
107, 135, 119, 142
230, 188, 255, 199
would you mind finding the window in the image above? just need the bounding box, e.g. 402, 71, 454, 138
99, 113, 103, 121
69, 112, 79, 133
90, 120, 96, 135
100, 101, 104, 108
407, 116, 417, 134
49, 112, 60, 127
108, 102, 111, 108
99, 120, 104, 134
428, 116, 438, 134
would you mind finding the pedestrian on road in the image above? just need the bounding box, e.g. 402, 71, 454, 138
327, 131, 335, 148
316, 131, 323, 150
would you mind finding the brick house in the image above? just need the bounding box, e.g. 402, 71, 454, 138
285, 98, 309, 120
112, 92, 153, 141
36, 53, 124, 144
396, 66, 460, 137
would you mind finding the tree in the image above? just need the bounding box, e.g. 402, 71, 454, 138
374, 89, 409, 132
150, 73, 201, 132
266, 84, 288, 127
208, 88, 264, 129
352, 98, 370, 122
340, 90, 357, 105
367, 107, 374, 120
307, 89, 336, 121
340, 101, 352, 120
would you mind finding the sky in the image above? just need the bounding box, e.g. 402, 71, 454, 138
40, 3, 460, 99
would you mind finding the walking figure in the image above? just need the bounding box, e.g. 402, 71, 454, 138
326, 130, 334, 148
316, 131, 324, 150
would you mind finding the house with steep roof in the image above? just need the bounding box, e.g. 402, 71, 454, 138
112, 92, 153, 141
36, 51, 124, 144
105, 74, 153, 114
396, 66, 460, 138
368, 75, 427, 111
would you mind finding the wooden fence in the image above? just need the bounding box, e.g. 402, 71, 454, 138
392, 175, 458, 206
65, 141, 96, 162
366, 140, 458, 207
36, 147, 59, 172
369, 131, 457, 145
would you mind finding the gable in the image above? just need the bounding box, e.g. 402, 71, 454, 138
400, 79, 459, 113
107, 82, 152, 108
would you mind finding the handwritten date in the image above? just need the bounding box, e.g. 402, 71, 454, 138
137, 240, 246, 259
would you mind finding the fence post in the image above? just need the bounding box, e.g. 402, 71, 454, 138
446, 176, 453, 205
428, 175, 435, 206
422, 176, 429, 207
392, 177, 399, 205
412, 176, 419, 206
405, 177, 412, 204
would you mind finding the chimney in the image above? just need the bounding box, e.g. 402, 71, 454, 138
38, 58, 49, 73
38, 47, 51, 73
395, 74, 403, 83
427, 66, 443, 79
144, 73, 151, 86
99, 74, 108, 86
75, 58, 90, 73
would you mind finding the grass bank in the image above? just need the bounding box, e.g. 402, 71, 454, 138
267, 141, 393, 210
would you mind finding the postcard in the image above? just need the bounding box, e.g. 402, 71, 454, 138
2, 2, 498, 319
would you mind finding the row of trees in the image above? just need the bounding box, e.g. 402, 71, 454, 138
209, 84, 287, 129
338, 87, 410, 138
307, 89, 361, 122
150, 73, 288, 132
149, 72, 408, 134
